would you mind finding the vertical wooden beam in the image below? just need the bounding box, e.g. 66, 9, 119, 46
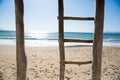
58, 0, 65, 80
15, 0, 27, 80
92, 0, 104, 80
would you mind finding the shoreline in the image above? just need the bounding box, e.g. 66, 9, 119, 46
0, 45, 120, 80
0, 44, 120, 47
1, 39, 120, 47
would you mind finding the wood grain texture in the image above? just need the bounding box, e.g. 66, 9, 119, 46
57, 16, 94, 20
63, 16, 94, 20
65, 61, 92, 65
92, 0, 105, 80
58, 0, 65, 80
64, 39, 93, 43
15, 0, 27, 80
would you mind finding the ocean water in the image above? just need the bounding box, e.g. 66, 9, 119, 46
0, 30, 120, 46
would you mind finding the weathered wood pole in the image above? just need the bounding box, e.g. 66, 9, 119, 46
15, 0, 27, 80
92, 0, 104, 80
58, 0, 65, 80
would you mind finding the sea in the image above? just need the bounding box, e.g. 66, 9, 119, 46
0, 30, 120, 47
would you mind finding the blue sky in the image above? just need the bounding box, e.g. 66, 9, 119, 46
0, 0, 120, 32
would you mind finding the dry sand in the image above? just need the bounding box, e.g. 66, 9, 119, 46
0, 45, 120, 80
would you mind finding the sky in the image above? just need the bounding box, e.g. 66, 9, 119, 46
0, 0, 120, 32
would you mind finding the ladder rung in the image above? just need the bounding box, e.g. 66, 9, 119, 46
64, 16, 94, 20
58, 16, 94, 20
65, 61, 92, 65
64, 39, 93, 43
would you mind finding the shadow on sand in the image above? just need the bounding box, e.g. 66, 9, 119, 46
116, 72, 120, 80
0, 71, 3, 80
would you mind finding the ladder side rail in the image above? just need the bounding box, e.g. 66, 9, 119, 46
58, 0, 65, 80
92, 0, 105, 80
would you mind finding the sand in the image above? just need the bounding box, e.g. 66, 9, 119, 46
0, 45, 120, 80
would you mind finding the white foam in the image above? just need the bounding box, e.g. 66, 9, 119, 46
25, 40, 59, 47
0, 39, 120, 47
0, 39, 16, 45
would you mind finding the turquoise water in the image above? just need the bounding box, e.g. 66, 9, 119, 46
0, 30, 120, 46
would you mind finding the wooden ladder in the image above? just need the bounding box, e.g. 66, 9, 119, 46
58, 0, 105, 80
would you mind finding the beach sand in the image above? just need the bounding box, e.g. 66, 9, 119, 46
0, 45, 120, 80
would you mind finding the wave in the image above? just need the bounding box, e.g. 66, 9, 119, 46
104, 38, 120, 43
1, 37, 120, 43
0, 30, 120, 43
0, 37, 58, 40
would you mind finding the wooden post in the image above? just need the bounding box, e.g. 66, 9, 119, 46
14, 0, 27, 80
58, 0, 65, 80
92, 0, 104, 80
